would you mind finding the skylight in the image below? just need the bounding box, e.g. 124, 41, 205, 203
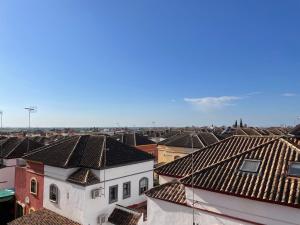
288, 162, 300, 177
239, 159, 261, 173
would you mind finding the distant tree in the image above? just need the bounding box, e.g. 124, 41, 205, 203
240, 119, 243, 128
234, 120, 238, 128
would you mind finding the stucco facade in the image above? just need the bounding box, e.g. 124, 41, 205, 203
158, 145, 196, 164
43, 160, 154, 225
14, 161, 44, 215
146, 186, 300, 225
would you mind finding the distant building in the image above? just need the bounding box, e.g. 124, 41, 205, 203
157, 132, 219, 165
112, 133, 158, 161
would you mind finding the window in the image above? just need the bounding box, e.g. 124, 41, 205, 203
288, 162, 300, 177
30, 178, 38, 195
49, 184, 59, 203
123, 182, 131, 199
109, 185, 118, 204
139, 177, 149, 195
239, 159, 261, 173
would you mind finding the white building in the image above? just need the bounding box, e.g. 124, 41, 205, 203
21, 135, 154, 225
147, 136, 300, 225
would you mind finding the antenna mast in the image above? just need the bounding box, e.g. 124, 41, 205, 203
24, 106, 37, 152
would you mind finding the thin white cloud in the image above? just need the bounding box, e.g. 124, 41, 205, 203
282, 93, 297, 97
184, 96, 241, 111
246, 91, 262, 96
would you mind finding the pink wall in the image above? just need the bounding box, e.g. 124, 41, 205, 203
15, 162, 44, 214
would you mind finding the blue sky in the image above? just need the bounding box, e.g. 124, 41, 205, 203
0, 0, 300, 127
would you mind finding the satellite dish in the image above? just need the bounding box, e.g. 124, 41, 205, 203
25, 196, 30, 204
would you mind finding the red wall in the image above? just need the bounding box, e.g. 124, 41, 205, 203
15, 161, 44, 215
136, 144, 158, 161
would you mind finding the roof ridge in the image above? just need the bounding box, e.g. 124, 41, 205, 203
64, 135, 85, 167
98, 135, 106, 168
279, 137, 300, 152
24, 136, 76, 157
4, 137, 23, 158
145, 179, 181, 196
180, 137, 281, 182
195, 134, 205, 148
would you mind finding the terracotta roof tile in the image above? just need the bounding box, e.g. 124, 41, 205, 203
108, 205, 142, 225
145, 180, 186, 205
8, 208, 81, 225
67, 168, 100, 186
155, 136, 278, 178
179, 137, 300, 208
24, 135, 153, 169
0, 137, 43, 159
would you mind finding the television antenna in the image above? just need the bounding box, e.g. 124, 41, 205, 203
24, 106, 37, 130
24, 106, 37, 153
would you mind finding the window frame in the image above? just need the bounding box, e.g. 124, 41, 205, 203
123, 182, 131, 199
30, 177, 38, 195
109, 185, 118, 204
139, 177, 149, 195
239, 159, 261, 174
288, 162, 300, 177
49, 184, 59, 203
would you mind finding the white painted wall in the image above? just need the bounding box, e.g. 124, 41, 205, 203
43, 160, 154, 225
185, 187, 300, 225
158, 175, 176, 185
0, 159, 17, 189
146, 197, 249, 225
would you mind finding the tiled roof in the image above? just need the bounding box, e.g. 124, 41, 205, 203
8, 208, 81, 225
67, 168, 100, 186
197, 132, 219, 146
241, 128, 261, 136
290, 124, 300, 136
145, 180, 186, 205
180, 137, 300, 208
24, 135, 154, 169
155, 136, 278, 178
0, 137, 43, 159
159, 132, 219, 149
112, 133, 155, 146
108, 205, 142, 225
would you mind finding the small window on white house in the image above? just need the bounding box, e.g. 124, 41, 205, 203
123, 182, 131, 199
288, 162, 300, 177
109, 185, 118, 204
49, 184, 59, 203
139, 177, 149, 195
239, 159, 261, 173
30, 178, 38, 195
